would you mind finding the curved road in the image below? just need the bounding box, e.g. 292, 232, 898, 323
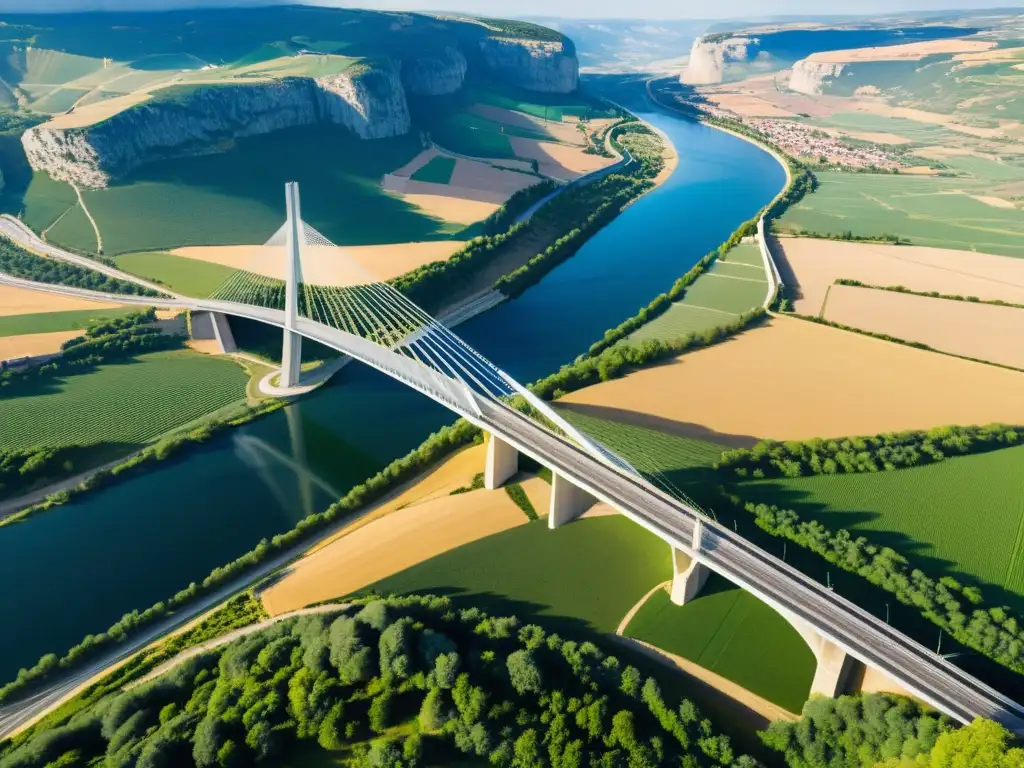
2, 234, 1024, 736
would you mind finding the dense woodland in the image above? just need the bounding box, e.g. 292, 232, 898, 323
0, 595, 755, 768
761, 693, 1024, 767
0, 238, 159, 296
718, 425, 1024, 479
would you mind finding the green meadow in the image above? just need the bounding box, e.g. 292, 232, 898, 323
0, 350, 247, 451
778, 171, 1024, 258
113, 252, 238, 298
0, 307, 138, 337
624, 577, 816, 713
409, 155, 456, 184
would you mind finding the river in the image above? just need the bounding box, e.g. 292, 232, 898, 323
0, 80, 786, 681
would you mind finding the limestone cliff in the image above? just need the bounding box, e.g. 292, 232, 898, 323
477, 37, 578, 94
23, 61, 411, 188
682, 36, 756, 85
789, 59, 846, 95
401, 46, 467, 96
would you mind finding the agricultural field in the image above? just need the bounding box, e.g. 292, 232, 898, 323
775, 237, 1024, 316
472, 86, 618, 122
0, 349, 248, 451
821, 285, 1024, 369
0, 306, 139, 337
14, 125, 463, 255
629, 242, 768, 344
563, 315, 1024, 441
624, 577, 816, 713
365, 516, 670, 635
113, 251, 237, 298
430, 113, 519, 160
740, 444, 1024, 611
408, 155, 456, 184
777, 171, 1024, 258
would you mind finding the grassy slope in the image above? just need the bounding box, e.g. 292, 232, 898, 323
409, 155, 456, 184
30, 126, 460, 255
0, 306, 138, 337
113, 252, 238, 298
624, 578, 816, 713
778, 171, 1024, 258
630, 242, 768, 343
0, 349, 247, 450
740, 446, 1024, 609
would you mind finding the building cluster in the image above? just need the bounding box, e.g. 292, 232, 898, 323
746, 118, 905, 170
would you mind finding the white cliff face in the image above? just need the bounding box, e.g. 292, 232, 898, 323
22, 61, 411, 188
401, 46, 467, 96
681, 36, 754, 85
478, 38, 579, 94
788, 59, 846, 95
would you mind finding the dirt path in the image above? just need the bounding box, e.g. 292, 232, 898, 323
69, 182, 103, 253
617, 581, 670, 634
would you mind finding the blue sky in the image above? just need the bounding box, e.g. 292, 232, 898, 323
8, 0, 1024, 17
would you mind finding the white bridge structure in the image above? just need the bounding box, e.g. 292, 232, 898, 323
2, 184, 1024, 733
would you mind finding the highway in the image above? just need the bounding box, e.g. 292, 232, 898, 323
2, 232, 1024, 737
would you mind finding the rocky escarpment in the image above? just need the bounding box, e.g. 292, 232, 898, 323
478, 38, 578, 94
401, 46, 467, 96
789, 58, 846, 95
23, 61, 411, 188
682, 36, 757, 85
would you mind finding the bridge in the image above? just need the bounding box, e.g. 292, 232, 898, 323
2, 184, 1024, 734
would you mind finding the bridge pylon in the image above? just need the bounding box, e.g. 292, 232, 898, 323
281, 181, 304, 388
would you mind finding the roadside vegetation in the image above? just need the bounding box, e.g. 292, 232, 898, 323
0, 236, 160, 296
0, 594, 757, 768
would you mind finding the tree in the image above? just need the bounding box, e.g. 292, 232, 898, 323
507, 650, 542, 695
318, 702, 346, 751
927, 719, 1024, 768
368, 738, 404, 768
192, 717, 226, 768
369, 692, 393, 734
379, 620, 413, 682
419, 688, 448, 732
620, 666, 641, 698
513, 728, 543, 768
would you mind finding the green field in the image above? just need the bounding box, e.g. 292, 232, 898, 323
113, 252, 237, 297
11, 125, 462, 255
45, 201, 98, 252
630, 243, 768, 344
367, 516, 669, 634
801, 112, 957, 143
475, 86, 616, 122
741, 445, 1024, 610
0, 307, 138, 337
778, 171, 1024, 258
624, 577, 816, 713
431, 114, 518, 160
0, 349, 247, 450
409, 155, 456, 184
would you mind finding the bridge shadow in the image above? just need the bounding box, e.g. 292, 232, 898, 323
0, 356, 150, 401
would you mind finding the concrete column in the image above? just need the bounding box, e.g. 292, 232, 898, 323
281, 181, 304, 390
669, 546, 710, 605
211, 312, 237, 354
281, 329, 302, 388
484, 434, 518, 490
549, 472, 595, 529
809, 640, 856, 699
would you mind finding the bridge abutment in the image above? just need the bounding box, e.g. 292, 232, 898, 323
669, 547, 710, 605
211, 312, 237, 354
549, 472, 596, 529
484, 434, 519, 490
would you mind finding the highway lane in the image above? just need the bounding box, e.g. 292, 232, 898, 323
2, 256, 1024, 735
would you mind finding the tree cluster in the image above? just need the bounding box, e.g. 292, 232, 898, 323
0, 309, 183, 395
0, 238, 160, 297
737, 499, 1024, 677
717, 424, 1023, 479
760, 693, 953, 767
0, 595, 757, 768
0, 445, 89, 503
835, 280, 1024, 311
481, 181, 558, 237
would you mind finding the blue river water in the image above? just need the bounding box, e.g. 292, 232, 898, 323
0, 82, 785, 681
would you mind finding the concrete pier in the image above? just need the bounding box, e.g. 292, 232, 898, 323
484, 434, 519, 490
281, 329, 302, 388
549, 472, 596, 529
669, 546, 710, 605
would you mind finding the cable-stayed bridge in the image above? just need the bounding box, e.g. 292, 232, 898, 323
1, 185, 1023, 734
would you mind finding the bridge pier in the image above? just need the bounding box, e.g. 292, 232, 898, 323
211, 312, 237, 354
484, 434, 519, 490
669, 547, 709, 605
281, 329, 303, 388
549, 472, 596, 529
783, 612, 857, 698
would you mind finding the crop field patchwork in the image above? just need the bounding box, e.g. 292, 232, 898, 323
741, 445, 1024, 607
474, 87, 617, 122
409, 156, 456, 184
625, 578, 815, 712
113, 252, 239, 298
778, 171, 1024, 257
367, 516, 671, 634
0, 307, 138, 337
0, 349, 248, 451
630, 244, 767, 343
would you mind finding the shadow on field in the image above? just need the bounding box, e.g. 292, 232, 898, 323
556, 402, 761, 449
0, 356, 152, 401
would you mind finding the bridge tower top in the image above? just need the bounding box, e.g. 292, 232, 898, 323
284, 181, 303, 332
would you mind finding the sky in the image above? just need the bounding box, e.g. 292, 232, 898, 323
5, 0, 1023, 17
